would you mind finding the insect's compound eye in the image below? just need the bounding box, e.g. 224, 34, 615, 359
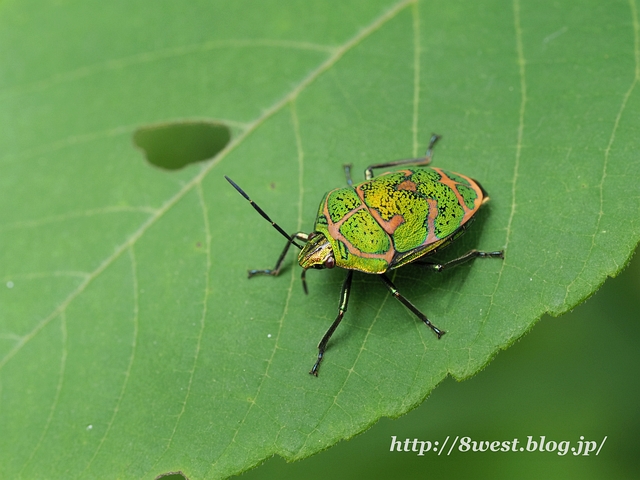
324, 256, 335, 269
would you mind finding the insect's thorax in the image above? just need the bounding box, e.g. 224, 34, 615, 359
309, 167, 486, 274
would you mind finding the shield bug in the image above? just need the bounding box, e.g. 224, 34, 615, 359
225, 135, 503, 376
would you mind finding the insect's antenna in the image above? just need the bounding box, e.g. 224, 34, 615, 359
225, 176, 303, 249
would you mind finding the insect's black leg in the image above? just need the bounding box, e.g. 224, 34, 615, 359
364, 134, 441, 180
310, 270, 354, 376
379, 273, 445, 339
248, 232, 309, 278
415, 249, 504, 272
343, 164, 354, 186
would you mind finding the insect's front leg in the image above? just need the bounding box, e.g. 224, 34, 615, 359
310, 270, 354, 376
415, 249, 504, 272
248, 232, 309, 278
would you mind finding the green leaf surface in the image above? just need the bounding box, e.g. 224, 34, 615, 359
1, 0, 639, 478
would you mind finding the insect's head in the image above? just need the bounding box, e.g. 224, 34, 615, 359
298, 232, 335, 295
298, 232, 335, 270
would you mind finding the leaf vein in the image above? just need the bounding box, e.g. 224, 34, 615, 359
562, 0, 640, 306
300, 274, 392, 450
411, 0, 421, 157
145, 184, 212, 475
0, 206, 157, 233
18, 312, 67, 476
479, 0, 527, 338
80, 246, 140, 476
0, 40, 336, 100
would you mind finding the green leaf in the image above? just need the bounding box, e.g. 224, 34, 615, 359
1, 0, 638, 478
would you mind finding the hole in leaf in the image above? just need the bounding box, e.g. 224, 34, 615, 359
134, 121, 231, 170
155, 472, 187, 480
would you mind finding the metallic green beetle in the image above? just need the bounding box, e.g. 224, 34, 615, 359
225, 135, 503, 376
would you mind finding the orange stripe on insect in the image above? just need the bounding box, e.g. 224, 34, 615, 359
424, 198, 440, 244
431, 168, 483, 225
365, 209, 404, 236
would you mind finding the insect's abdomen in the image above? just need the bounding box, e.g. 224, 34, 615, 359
357, 167, 486, 269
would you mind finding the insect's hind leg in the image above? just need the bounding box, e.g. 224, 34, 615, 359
379, 273, 445, 339
248, 232, 309, 278
310, 270, 354, 376
364, 134, 441, 180
415, 249, 504, 272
